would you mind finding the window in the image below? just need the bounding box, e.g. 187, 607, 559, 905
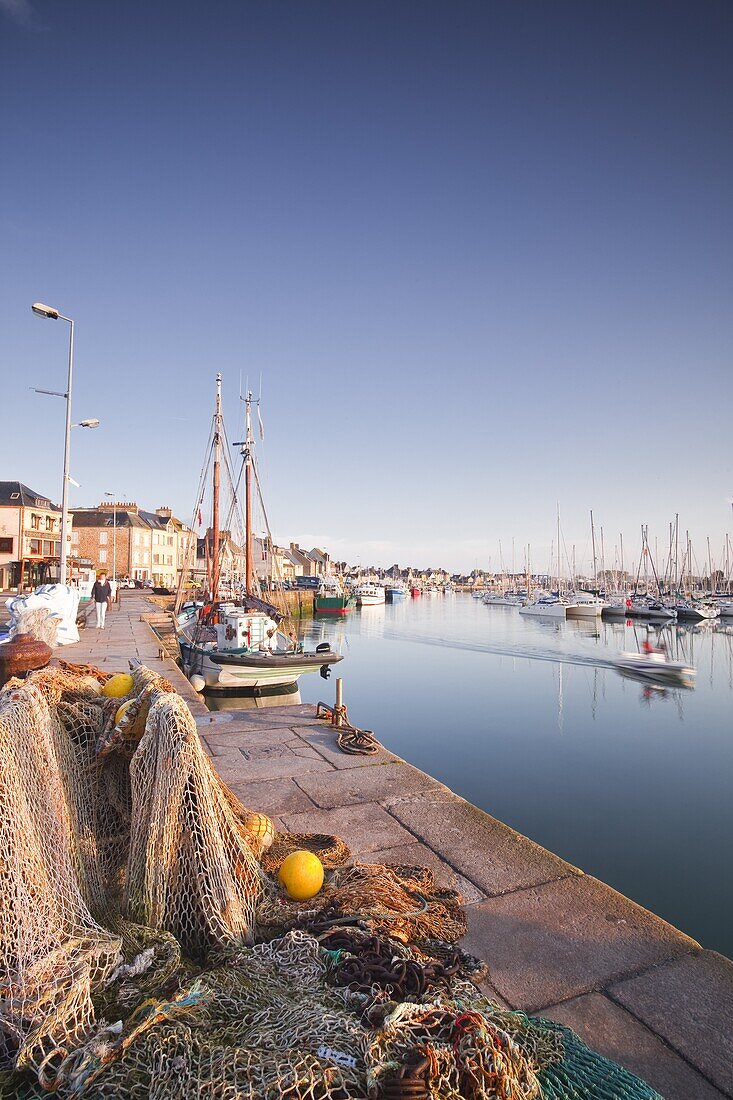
29, 539, 41, 555
0, 537, 12, 553
167, 555, 173, 565
168, 536, 174, 546
10, 492, 19, 500
71, 532, 79, 544
133, 552, 140, 565
153, 554, 159, 564
99, 549, 107, 564
43, 540, 54, 556
31, 514, 40, 530
46, 517, 55, 531
99, 531, 108, 545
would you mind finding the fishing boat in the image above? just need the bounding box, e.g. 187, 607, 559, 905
385, 582, 408, 600
177, 378, 343, 691
612, 648, 695, 687
314, 575, 356, 615
355, 582, 386, 606
410, 586, 421, 597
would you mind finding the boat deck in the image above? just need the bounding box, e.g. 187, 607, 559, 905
58, 592, 733, 1100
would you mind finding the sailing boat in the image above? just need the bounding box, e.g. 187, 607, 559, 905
177, 377, 343, 690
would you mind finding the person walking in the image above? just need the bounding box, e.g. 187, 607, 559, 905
91, 571, 112, 629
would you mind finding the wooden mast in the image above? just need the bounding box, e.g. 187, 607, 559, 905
244, 391, 254, 596
211, 373, 222, 602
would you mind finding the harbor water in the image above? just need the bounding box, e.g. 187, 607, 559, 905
289, 593, 733, 958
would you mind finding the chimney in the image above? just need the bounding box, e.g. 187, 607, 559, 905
156, 506, 172, 518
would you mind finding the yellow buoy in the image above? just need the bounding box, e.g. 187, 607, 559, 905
114, 698, 136, 726
278, 850, 324, 900
101, 673, 135, 699
244, 812, 275, 851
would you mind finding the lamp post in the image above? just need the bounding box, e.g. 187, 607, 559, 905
31, 303, 98, 584
103, 492, 126, 582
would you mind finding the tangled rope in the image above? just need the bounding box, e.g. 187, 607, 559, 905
316, 700, 381, 755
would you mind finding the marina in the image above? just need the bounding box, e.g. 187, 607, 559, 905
292, 594, 733, 961
9, 589, 729, 1099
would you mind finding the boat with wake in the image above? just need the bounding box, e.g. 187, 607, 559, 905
612, 646, 695, 687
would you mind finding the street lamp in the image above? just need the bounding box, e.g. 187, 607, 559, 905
31, 303, 99, 584
103, 492, 127, 583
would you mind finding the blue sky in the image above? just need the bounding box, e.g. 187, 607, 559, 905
1, 1, 731, 572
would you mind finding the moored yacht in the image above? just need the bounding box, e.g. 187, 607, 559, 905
519, 594, 576, 619
565, 592, 606, 618
666, 598, 720, 622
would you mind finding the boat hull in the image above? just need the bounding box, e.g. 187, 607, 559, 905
357, 594, 385, 606
180, 640, 342, 689
314, 595, 356, 614
612, 652, 695, 685
566, 603, 603, 618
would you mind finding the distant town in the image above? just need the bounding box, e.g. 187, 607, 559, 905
1, 480, 723, 596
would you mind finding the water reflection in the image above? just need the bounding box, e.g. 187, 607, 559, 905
295, 595, 733, 958
204, 683, 301, 711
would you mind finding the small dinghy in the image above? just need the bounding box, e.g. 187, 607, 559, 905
612, 647, 695, 687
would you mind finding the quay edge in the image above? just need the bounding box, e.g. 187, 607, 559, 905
59, 592, 733, 1100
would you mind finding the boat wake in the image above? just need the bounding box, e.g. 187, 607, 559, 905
379, 629, 613, 669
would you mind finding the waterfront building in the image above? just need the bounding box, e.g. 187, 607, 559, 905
0, 481, 66, 590
71, 502, 194, 587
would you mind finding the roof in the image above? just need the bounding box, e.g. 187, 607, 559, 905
70, 509, 150, 529
0, 481, 60, 511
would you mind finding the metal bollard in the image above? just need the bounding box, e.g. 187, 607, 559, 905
335, 678, 343, 727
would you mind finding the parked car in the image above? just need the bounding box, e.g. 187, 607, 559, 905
293, 576, 321, 590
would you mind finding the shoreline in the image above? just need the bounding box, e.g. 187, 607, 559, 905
57, 592, 733, 1099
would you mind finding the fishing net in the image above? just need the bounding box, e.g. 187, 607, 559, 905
0, 663, 662, 1099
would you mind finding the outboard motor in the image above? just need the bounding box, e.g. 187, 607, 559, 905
320, 664, 331, 680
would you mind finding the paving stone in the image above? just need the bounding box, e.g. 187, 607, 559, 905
226, 777, 317, 816
388, 796, 578, 896
541, 992, 724, 1100
292, 725, 401, 769
203, 726, 303, 754
294, 761, 445, 809
609, 951, 733, 1095
280, 802, 416, 857
211, 747, 334, 783
462, 877, 699, 1013
193, 706, 319, 732
366, 840, 485, 904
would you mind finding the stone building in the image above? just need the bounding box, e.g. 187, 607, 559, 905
70, 502, 194, 587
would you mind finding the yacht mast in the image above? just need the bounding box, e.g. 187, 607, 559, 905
590, 510, 597, 587
211, 373, 222, 602
244, 391, 255, 595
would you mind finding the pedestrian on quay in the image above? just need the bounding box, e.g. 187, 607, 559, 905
91, 571, 112, 630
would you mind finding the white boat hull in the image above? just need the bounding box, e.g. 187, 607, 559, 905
357, 594, 385, 606
519, 603, 568, 619
181, 643, 340, 689
613, 651, 695, 685
566, 602, 603, 618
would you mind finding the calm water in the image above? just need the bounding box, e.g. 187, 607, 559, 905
285, 594, 733, 958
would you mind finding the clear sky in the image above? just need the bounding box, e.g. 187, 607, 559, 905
1, 1, 731, 573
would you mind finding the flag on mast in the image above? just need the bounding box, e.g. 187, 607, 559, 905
257, 404, 265, 442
